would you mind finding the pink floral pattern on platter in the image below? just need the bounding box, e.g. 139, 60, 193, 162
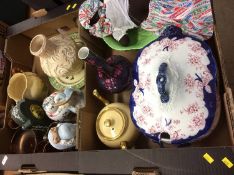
184, 74, 196, 93
188, 42, 207, 56
187, 54, 203, 70
180, 102, 200, 115
188, 113, 206, 132
159, 38, 179, 51
135, 112, 148, 126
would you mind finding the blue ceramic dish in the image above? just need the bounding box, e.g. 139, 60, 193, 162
130, 26, 218, 145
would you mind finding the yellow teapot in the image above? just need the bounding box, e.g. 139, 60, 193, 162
93, 89, 139, 149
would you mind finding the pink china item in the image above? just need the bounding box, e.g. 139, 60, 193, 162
43, 88, 85, 121
130, 26, 219, 145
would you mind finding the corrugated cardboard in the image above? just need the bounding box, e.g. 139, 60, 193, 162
213, 0, 234, 146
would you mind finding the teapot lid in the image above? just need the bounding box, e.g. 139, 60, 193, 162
96, 107, 128, 140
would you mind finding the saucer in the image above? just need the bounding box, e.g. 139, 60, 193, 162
49, 69, 85, 90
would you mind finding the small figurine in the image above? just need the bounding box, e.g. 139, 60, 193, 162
43, 88, 85, 121
48, 123, 76, 150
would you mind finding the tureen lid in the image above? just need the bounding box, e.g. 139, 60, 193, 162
130, 26, 217, 144
96, 107, 128, 140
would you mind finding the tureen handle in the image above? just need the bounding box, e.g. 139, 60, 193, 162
160, 25, 183, 38
156, 63, 169, 103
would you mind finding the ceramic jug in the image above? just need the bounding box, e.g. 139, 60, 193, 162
7, 72, 48, 102
48, 123, 76, 150
93, 89, 138, 149
30, 34, 83, 78
43, 88, 85, 121
78, 47, 132, 93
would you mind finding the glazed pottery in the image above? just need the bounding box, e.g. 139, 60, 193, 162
43, 88, 85, 121
130, 26, 219, 145
78, 47, 132, 93
93, 89, 138, 149
48, 33, 86, 90
10, 99, 51, 129
7, 72, 48, 102
30, 34, 84, 78
48, 123, 76, 150
49, 69, 85, 90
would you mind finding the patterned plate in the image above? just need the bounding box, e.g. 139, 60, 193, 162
48, 69, 85, 90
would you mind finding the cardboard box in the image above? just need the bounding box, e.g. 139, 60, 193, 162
0, 22, 10, 122
0, 0, 233, 175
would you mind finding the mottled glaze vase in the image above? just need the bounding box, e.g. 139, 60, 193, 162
78, 47, 132, 93
30, 34, 83, 78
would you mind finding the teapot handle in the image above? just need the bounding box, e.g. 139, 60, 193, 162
93, 89, 110, 106
156, 63, 169, 103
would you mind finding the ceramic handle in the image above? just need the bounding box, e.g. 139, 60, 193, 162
161, 25, 183, 38
93, 89, 110, 106
156, 63, 169, 103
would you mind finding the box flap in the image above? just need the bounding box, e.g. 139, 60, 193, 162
213, 0, 234, 90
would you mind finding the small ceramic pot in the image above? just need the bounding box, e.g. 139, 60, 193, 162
10, 129, 45, 154
10, 99, 51, 129
7, 72, 48, 102
47, 123, 76, 150
93, 89, 138, 149
43, 88, 85, 121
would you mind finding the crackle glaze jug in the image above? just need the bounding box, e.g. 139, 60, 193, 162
30, 34, 83, 78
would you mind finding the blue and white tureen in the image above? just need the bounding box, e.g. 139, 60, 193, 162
130, 26, 219, 145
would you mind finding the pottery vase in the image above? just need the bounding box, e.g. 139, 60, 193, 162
30, 34, 83, 78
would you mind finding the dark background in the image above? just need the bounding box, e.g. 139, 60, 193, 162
0, 0, 73, 25
0, 0, 28, 25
